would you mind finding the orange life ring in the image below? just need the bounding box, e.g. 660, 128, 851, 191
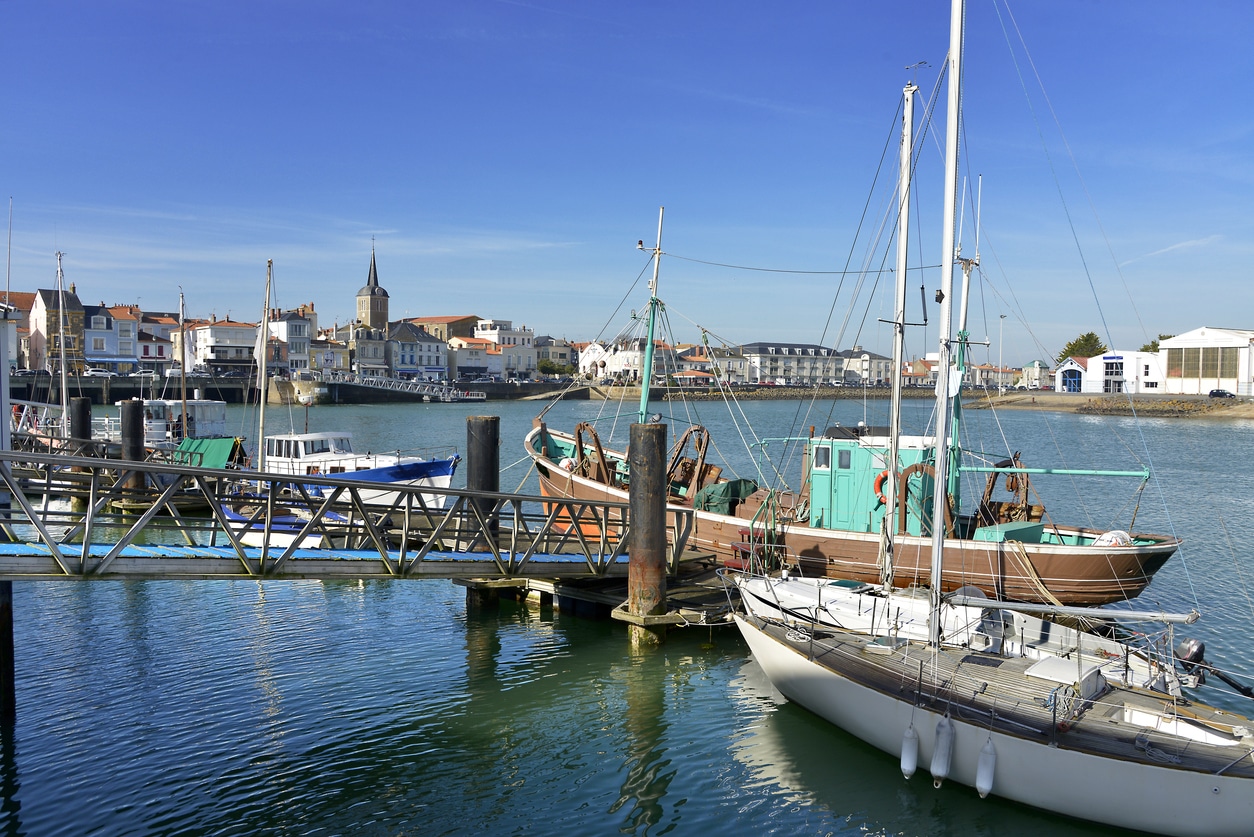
873, 469, 890, 505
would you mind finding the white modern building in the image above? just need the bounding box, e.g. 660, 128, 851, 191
1159, 327, 1254, 396
1054, 350, 1164, 394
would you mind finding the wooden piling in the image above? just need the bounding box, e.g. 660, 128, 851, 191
466, 415, 499, 536
626, 422, 667, 648
464, 416, 500, 610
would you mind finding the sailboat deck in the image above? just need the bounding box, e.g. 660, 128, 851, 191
749, 614, 1254, 778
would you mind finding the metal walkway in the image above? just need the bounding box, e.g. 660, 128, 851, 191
0, 450, 694, 581
319, 371, 487, 402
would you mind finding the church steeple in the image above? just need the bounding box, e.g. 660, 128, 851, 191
356, 241, 389, 330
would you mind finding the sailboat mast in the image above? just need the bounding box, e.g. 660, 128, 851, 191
179, 290, 188, 440
55, 252, 71, 438
256, 260, 272, 472
928, 0, 966, 646
637, 206, 664, 425
880, 81, 917, 592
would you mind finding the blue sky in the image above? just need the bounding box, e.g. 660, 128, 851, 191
3, 1, 1251, 366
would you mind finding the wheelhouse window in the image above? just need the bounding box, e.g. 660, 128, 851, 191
813, 446, 831, 470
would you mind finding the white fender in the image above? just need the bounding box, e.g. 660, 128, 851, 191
976, 736, 996, 798
900, 724, 918, 779
930, 715, 954, 788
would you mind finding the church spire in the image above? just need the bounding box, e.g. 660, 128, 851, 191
367, 237, 379, 288
356, 239, 389, 330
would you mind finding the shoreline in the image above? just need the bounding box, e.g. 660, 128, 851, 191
588, 385, 1254, 420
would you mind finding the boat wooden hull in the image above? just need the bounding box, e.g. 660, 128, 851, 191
529, 430, 1179, 606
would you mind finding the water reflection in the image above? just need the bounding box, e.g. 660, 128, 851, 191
613, 646, 673, 833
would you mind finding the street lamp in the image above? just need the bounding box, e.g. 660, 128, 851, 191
998, 314, 1007, 396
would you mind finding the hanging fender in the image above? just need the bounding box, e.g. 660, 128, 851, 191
976, 736, 996, 798
930, 715, 954, 788
900, 723, 918, 779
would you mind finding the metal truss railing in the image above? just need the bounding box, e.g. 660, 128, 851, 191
0, 450, 694, 581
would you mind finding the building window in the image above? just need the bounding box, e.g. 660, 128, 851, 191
1166, 348, 1183, 378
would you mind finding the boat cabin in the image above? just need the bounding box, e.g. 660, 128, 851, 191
263, 432, 366, 475
805, 424, 938, 536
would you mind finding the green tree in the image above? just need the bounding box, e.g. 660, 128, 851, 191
1055, 332, 1107, 365
1138, 334, 1173, 353
537, 359, 575, 376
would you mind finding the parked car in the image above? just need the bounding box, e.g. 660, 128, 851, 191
129, 370, 157, 378
1209, 389, 1236, 398
82, 368, 116, 377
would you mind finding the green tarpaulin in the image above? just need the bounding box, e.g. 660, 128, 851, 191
692, 478, 759, 515
171, 437, 246, 470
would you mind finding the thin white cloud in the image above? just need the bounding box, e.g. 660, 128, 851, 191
1119, 235, 1222, 267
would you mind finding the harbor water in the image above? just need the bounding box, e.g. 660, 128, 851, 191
6, 396, 1254, 836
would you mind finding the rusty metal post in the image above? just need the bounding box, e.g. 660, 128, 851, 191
119, 399, 146, 492
627, 422, 667, 648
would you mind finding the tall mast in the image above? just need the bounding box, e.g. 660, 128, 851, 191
55, 252, 71, 437
179, 289, 188, 439
637, 206, 664, 425
928, 0, 966, 646
256, 260, 272, 472
880, 80, 918, 593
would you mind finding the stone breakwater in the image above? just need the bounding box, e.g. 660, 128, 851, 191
968, 392, 1254, 419
591, 385, 1254, 419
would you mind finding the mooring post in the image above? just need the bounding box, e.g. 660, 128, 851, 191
119, 399, 146, 492
69, 396, 92, 456
464, 416, 500, 610
627, 422, 668, 648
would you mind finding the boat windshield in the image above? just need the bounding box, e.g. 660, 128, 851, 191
304, 438, 331, 455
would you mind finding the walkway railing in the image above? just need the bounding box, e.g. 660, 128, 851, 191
319, 371, 486, 402
0, 451, 694, 581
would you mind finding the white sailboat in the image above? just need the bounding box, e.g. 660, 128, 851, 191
732, 2, 1254, 833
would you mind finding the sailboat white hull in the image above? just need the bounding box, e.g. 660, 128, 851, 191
735, 614, 1254, 836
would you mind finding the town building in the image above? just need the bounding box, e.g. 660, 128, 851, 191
388, 321, 448, 381
577, 338, 675, 383
474, 319, 536, 380
29, 287, 86, 373
535, 336, 577, 373
309, 335, 351, 373
3, 291, 36, 370
740, 342, 841, 386
80, 302, 136, 373
448, 336, 501, 379
267, 308, 312, 374
177, 316, 260, 374
408, 315, 479, 342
